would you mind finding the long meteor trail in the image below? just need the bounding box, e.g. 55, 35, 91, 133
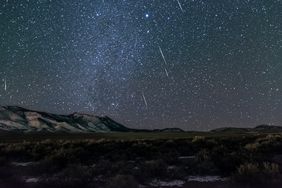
159, 46, 168, 65
142, 92, 148, 108
4, 79, 7, 91
164, 67, 169, 78
176, 0, 184, 12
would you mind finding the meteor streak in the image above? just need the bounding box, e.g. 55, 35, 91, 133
159, 46, 167, 65
176, 0, 184, 12
142, 92, 148, 108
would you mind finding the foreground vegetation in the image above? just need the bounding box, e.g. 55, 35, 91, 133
0, 132, 282, 187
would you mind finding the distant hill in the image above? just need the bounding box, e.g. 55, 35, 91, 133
0, 106, 131, 133
211, 124, 282, 133
0, 106, 185, 133
1, 106, 281, 134
211, 127, 250, 133
254, 125, 282, 132
153, 128, 185, 132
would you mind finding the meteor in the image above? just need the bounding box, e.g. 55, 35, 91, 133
176, 0, 184, 12
142, 92, 148, 108
159, 46, 168, 65
4, 79, 7, 91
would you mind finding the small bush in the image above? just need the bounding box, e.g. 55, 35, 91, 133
106, 174, 139, 188
196, 149, 209, 162
233, 162, 280, 184
238, 163, 260, 175
262, 162, 279, 175
245, 142, 260, 152
137, 159, 167, 181
192, 136, 206, 143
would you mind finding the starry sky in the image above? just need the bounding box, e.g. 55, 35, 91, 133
0, 0, 282, 130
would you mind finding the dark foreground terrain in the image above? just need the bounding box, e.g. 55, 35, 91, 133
1, 132, 282, 188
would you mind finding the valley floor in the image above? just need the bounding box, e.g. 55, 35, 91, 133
0, 132, 282, 187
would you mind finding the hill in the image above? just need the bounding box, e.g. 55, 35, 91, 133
211, 124, 282, 133
0, 106, 131, 133
0, 106, 185, 133
1, 106, 281, 134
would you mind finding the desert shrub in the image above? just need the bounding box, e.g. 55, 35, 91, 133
166, 165, 187, 179
31, 142, 53, 160
253, 134, 282, 154
245, 142, 260, 152
195, 161, 219, 175
196, 149, 210, 162
160, 150, 179, 165
111, 160, 136, 175
2, 143, 32, 160
262, 134, 282, 142
192, 136, 206, 143
106, 174, 139, 188
193, 149, 219, 174
43, 148, 78, 170
130, 142, 157, 160
160, 139, 177, 150
137, 159, 167, 181
237, 163, 260, 176
174, 140, 195, 156
233, 162, 280, 184
32, 159, 62, 174
94, 160, 113, 177
210, 145, 246, 175
262, 162, 279, 176
56, 164, 93, 182
38, 164, 95, 188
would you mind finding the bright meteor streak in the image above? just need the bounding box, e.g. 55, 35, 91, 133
176, 0, 184, 12
159, 46, 167, 65
4, 79, 7, 91
142, 92, 148, 108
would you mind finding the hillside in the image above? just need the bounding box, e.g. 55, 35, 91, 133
0, 106, 131, 133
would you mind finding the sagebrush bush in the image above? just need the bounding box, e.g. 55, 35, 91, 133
237, 163, 260, 175
138, 159, 167, 181
192, 136, 206, 143
262, 162, 279, 175
106, 174, 139, 188
245, 142, 260, 152
233, 162, 280, 184
196, 149, 209, 162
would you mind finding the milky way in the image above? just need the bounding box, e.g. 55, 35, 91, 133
0, 0, 282, 130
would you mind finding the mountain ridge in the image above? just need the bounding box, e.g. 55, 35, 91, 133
0, 106, 281, 133
0, 106, 186, 133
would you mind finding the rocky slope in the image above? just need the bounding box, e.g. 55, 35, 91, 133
0, 106, 131, 133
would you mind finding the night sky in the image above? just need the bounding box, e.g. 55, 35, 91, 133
1, 0, 282, 130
